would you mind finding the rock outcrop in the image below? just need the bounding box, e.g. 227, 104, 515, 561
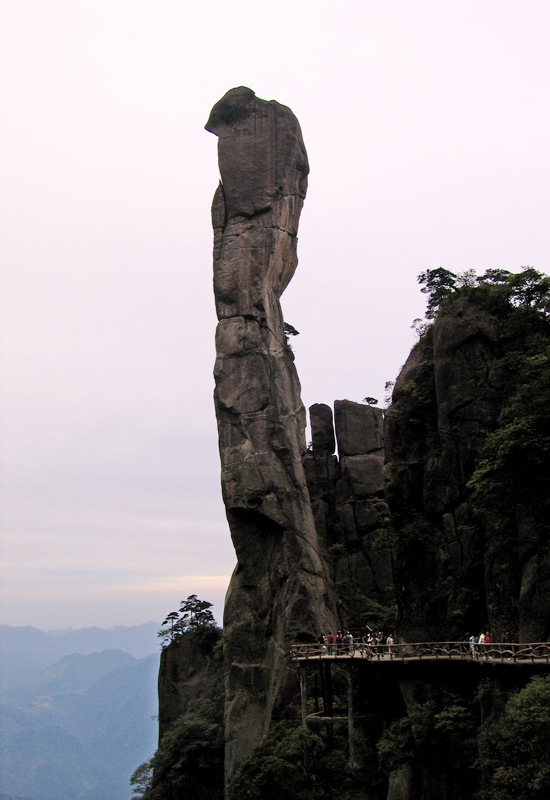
157, 628, 222, 739
386, 295, 550, 644
206, 87, 338, 784
303, 400, 394, 612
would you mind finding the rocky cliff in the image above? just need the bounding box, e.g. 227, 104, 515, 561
151, 94, 550, 800
303, 400, 394, 625
381, 280, 550, 800
297, 282, 550, 800
155, 627, 224, 800
206, 87, 338, 783
158, 627, 222, 737
386, 288, 550, 645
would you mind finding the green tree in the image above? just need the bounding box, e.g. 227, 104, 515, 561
468, 345, 550, 510
507, 266, 550, 315
158, 611, 181, 644
478, 268, 511, 285
130, 760, 153, 799
377, 717, 414, 774
178, 595, 216, 630
283, 322, 300, 337
230, 716, 372, 800
417, 267, 457, 318
130, 689, 224, 800
384, 380, 396, 406
478, 676, 550, 799
456, 268, 477, 288
410, 317, 430, 338
416, 266, 550, 328
157, 595, 217, 647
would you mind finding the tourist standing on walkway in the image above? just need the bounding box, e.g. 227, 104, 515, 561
479, 631, 486, 658
326, 631, 333, 655
344, 631, 353, 654
386, 634, 394, 656
468, 633, 478, 656
335, 631, 343, 655
366, 632, 374, 656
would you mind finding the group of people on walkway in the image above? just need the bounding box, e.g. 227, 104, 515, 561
468, 630, 492, 656
313, 629, 525, 660
318, 630, 394, 657
467, 630, 516, 658
318, 631, 353, 656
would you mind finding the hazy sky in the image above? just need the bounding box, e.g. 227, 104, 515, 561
1, 1, 549, 630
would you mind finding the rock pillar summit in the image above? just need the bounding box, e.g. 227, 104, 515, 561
206, 87, 337, 780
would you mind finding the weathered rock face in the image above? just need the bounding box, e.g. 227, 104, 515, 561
386, 296, 550, 644
157, 628, 222, 740
385, 305, 504, 642
207, 88, 338, 784
303, 400, 394, 613
310, 402, 335, 454
335, 399, 384, 457
155, 628, 224, 799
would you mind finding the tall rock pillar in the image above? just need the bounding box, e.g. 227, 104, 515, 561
206, 87, 338, 784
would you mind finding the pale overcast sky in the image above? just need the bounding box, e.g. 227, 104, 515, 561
1, 1, 549, 629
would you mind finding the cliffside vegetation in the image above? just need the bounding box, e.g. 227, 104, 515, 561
131, 605, 223, 800
478, 675, 550, 800
230, 716, 379, 800
131, 672, 224, 800
387, 265, 550, 643
157, 595, 217, 647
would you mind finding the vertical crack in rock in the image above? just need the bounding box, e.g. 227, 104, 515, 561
206, 87, 338, 785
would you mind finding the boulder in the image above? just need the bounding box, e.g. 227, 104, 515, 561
334, 399, 384, 456
310, 402, 336, 453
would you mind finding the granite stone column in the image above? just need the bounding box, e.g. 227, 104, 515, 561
206, 87, 338, 787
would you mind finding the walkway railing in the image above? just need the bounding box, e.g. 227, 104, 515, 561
291, 641, 550, 663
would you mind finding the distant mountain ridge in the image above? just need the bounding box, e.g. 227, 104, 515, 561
6, 649, 137, 704
0, 621, 160, 692
0, 624, 160, 800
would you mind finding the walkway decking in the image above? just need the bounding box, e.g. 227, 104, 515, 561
291, 641, 550, 665
293, 639, 550, 769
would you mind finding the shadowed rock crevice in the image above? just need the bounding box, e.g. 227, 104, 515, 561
303, 400, 396, 619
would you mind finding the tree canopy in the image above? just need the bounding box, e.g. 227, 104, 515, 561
157, 595, 218, 647
417, 265, 550, 322
478, 676, 550, 800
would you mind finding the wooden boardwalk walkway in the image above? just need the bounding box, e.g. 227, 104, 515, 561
291, 641, 550, 665
292, 640, 550, 766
